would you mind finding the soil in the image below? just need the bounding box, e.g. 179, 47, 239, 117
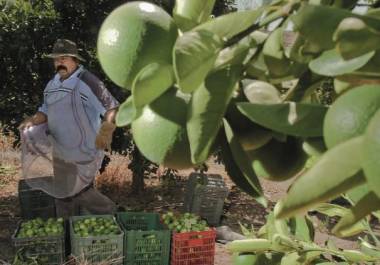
0, 150, 362, 264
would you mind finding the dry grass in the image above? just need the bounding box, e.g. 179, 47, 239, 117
65, 253, 123, 265
0, 129, 20, 196
0, 128, 17, 151
95, 154, 132, 195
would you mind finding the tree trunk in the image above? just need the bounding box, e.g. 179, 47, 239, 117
129, 147, 145, 194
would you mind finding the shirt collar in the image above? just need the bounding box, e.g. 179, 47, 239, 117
53, 65, 84, 84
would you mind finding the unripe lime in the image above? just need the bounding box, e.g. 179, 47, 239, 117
232, 253, 258, 265
226, 91, 272, 151
324, 85, 380, 149
97, 1, 178, 89
246, 137, 307, 181
243, 80, 281, 104
132, 88, 195, 169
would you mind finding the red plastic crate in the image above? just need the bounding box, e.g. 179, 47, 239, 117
171, 228, 216, 265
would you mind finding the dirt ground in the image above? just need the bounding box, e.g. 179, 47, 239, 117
0, 146, 361, 264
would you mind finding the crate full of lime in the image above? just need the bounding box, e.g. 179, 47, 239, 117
162, 212, 209, 233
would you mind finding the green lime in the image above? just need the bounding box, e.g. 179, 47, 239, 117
324, 84, 380, 149
97, 1, 177, 89
132, 88, 195, 169
246, 137, 307, 181
232, 253, 258, 265
243, 80, 281, 104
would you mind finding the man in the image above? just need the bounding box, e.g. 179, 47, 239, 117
19, 39, 119, 218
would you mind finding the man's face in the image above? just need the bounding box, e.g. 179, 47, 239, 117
53, 56, 78, 79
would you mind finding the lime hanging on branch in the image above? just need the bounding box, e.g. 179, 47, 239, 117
323, 84, 380, 149
131, 88, 196, 169
245, 137, 307, 182
97, 1, 178, 89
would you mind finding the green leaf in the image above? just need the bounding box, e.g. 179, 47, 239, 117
187, 66, 241, 164
312, 203, 349, 217
360, 241, 380, 258
348, 51, 380, 79
326, 239, 339, 252
173, 30, 223, 93
132, 63, 174, 108
334, 17, 380, 60
263, 27, 292, 78
115, 97, 141, 127
342, 250, 378, 262
345, 183, 370, 204
223, 119, 267, 207
309, 49, 375, 77
193, 8, 263, 40
219, 129, 267, 206
246, 51, 268, 79
173, 0, 216, 31
276, 136, 366, 219
280, 253, 302, 265
214, 31, 267, 70
363, 108, 380, 197
283, 72, 324, 102
285, 32, 315, 64
345, 184, 380, 219
332, 191, 380, 237
253, 253, 283, 265
237, 102, 327, 137
265, 212, 281, 241
273, 203, 291, 238
333, 78, 354, 94
291, 4, 380, 53
280, 251, 322, 265
302, 137, 327, 157
316, 262, 351, 265
259, 1, 295, 27
289, 216, 314, 242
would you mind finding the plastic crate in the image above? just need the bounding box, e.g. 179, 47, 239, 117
12, 220, 65, 265
18, 178, 56, 219
116, 212, 171, 265
70, 215, 124, 264
183, 173, 229, 226
171, 229, 216, 265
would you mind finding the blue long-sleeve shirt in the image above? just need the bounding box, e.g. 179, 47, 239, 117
38, 66, 119, 132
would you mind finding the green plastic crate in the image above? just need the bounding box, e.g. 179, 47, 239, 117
12, 221, 65, 265
183, 173, 229, 226
116, 212, 171, 265
70, 215, 124, 264
18, 178, 56, 219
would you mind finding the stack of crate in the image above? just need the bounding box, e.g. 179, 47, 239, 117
184, 173, 229, 226
18, 177, 56, 219
116, 212, 171, 265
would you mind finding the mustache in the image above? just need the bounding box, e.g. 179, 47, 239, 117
56, 65, 67, 72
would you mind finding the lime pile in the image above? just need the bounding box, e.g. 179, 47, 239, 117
162, 212, 209, 233
17, 217, 64, 238
73, 217, 121, 237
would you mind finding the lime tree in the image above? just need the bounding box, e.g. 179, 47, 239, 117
98, 2, 380, 257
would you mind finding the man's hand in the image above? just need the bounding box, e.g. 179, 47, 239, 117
95, 121, 116, 150
18, 116, 34, 130
18, 112, 47, 130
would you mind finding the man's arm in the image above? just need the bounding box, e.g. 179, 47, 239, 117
80, 70, 120, 150
96, 107, 119, 150
103, 107, 118, 124
19, 111, 47, 130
